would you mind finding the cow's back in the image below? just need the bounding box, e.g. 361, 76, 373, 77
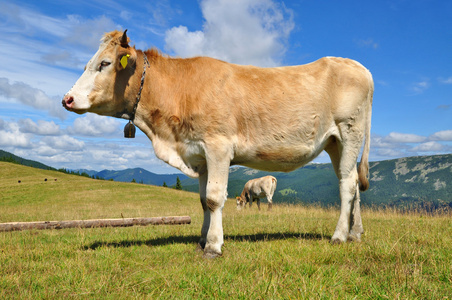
245, 176, 276, 197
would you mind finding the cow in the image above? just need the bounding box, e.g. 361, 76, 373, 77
236, 176, 277, 211
62, 30, 373, 258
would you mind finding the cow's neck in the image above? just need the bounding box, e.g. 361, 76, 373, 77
134, 51, 185, 140
116, 51, 149, 122
132, 52, 205, 178
122, 52, 150, 138
129, 53, 150, 122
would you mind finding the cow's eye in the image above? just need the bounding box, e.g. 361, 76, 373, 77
99, 61, 111, 71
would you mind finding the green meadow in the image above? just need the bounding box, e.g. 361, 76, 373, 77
0, 162, 451, 299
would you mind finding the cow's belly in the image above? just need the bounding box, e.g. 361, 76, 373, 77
233, 152, 318, 172
237, 158, 310, 172
232, 138, 327, 172
252, 191, 267, 199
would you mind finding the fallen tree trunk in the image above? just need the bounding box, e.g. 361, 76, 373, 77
0, 216, 191, 232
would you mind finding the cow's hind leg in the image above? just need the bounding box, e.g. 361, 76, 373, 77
325, 135, 364, 243
266, 195, 273, 211
264, 186, 274, 211
348, 188, 363, 242
197, 172, 209, 251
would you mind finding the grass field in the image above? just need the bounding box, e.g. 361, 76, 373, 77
1, 162, 451, 299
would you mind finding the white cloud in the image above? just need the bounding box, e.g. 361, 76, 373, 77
41, 50, 82, 68
63, 15, 119, 51
375, 148, 405, 158
166, 26, 206, 58
0, 120, 33, 148
410, 80, 430, 94
122, 149, 154, 161
90, 149, 128, 165
429, 130, 452, 141
19, 119, 61, 136
356, 38, 379, 49
371, 135, 399, 149
0, 3, 119, 98
0, 130, 32, 148
369, 130, 452, 161
383, 132, 426, 143
68, 114, 121, 136
439, 77, 452, 84
164, 0, 294, 67
34, 145, 61, 157
41, 135, 85, 151
0, 2, 69, 38
120, 10, 132, 21
0, 78, 67, 119
411, 141, 444, 152
0, 119, 6, 130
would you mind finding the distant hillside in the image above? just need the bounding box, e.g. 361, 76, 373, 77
0, 150, 185, 187
2, 148, 450, 211
0, 150, 55, 171
95, 168, 186, 186
363, 154, 451, 211
181, 154, 451, 211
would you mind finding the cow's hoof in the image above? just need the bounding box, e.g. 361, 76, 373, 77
347, 231, 362, 242
330, 238, 344, 245
203, 249, 222, 259
195, 243, 204, 252
196, 240, 206, 251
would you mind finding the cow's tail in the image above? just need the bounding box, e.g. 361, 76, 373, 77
358, 74, 373, 192
271, 176, 277, 194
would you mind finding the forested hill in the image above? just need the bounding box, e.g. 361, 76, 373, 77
181, 154, 451, 211
0, 150, 184, 186
0, 150, 55, 170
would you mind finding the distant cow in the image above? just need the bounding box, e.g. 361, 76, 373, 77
63, 30, 373, 258
236, 176, 277, 211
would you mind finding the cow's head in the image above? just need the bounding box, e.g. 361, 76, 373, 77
62, 30, 138, 117
236, 196, 246, 210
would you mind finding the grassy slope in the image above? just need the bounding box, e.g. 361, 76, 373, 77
0, 162, 451, 299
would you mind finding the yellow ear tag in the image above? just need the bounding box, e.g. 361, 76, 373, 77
120, 54, 130, 69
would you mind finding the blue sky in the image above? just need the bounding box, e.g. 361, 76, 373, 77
0, 0, 451, 174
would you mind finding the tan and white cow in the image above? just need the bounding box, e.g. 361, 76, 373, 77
62, 30, 373, 258
236, 176, 277, 211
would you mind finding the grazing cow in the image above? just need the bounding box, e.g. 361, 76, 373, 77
236, 176, 277, 211
62, 30, 373, 258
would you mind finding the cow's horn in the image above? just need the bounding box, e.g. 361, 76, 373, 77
120, 29, 129, 47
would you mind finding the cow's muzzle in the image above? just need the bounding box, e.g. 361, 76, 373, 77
62, 95, 74, 110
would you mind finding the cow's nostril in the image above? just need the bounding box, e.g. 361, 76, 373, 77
62, 96, 74, 108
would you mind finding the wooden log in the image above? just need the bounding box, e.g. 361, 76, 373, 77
0, 216, 191, 232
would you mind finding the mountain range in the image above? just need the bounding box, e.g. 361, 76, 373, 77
180, 154, 452, 211
1, 149, 450, 211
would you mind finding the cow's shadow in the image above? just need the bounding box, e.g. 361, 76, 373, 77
83, 232, 330, 250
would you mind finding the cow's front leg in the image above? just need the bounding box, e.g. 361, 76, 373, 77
202, 148, 231, 258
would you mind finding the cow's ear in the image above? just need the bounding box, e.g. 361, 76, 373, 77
120, 29, 129, 48
120, 54, 130, 69
118, 48, 137, 70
